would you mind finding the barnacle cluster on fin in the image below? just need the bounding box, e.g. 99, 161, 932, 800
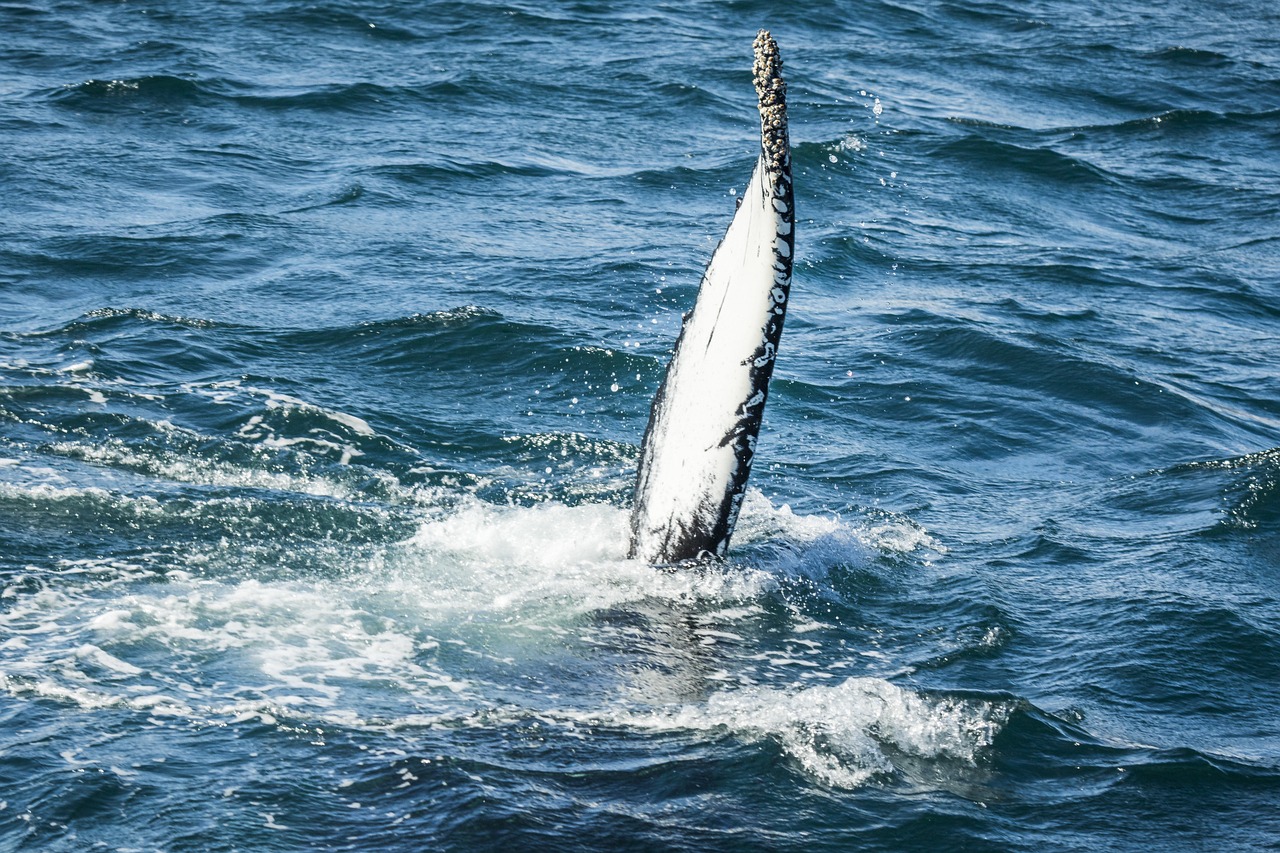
752, 29, 789, 179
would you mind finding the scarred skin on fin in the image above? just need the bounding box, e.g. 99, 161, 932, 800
628, 30, 794, 564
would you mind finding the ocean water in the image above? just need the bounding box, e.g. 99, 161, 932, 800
2, 0, 1279, 849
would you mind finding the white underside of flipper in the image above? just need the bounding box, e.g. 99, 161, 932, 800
629, 30, 793, 564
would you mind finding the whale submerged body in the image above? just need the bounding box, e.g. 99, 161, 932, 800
628, 30, 795, 564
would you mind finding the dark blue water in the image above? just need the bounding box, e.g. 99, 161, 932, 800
3, 1, 1279, 849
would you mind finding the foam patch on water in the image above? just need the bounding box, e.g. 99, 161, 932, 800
407, 499, 627, 568
185, 379, 388, 466
0, 470, 173, 527
0, 566, 475, 728
50, 438, 387, 501
733, 490, 946, 575
603, 677, 1009, 789
392, 498, 777, 617
1, 367, 424, 506
0, 477, 949, 750
390, 489, 940, 619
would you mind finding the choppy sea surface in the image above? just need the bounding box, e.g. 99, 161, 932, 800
2, 1, 1279, 850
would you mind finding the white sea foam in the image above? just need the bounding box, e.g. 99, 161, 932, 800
0, 481, 963, 787
0, 479, 124, 505
47, 438, 399, 502
190, 379, 376, 439
182, 379, 385, 466
75, 643, 145, 676
595, 677, 1008, 789
325, 410, 375, 436
393, 498, 778, 619
0, 569, 476, 727
733, 489, 945, 572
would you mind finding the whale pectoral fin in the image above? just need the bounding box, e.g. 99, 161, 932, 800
628, 30, 793, 565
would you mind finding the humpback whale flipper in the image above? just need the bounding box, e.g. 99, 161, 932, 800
628, 30, 794, 564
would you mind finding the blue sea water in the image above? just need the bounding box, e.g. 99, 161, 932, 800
2, 0, 1279, 849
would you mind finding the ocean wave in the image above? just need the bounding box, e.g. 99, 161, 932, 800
995, 702, 1280, 794
945, 107, 1239, 136
587, 678, 1013, 789
928, 134, 1120, 187
228, 80, 439, 116
51, 75, 208, 109
250, 5, 425, 41
1176, 448, 1280, 531
1143, 45, 1233, 67
75, 306, 225, 332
